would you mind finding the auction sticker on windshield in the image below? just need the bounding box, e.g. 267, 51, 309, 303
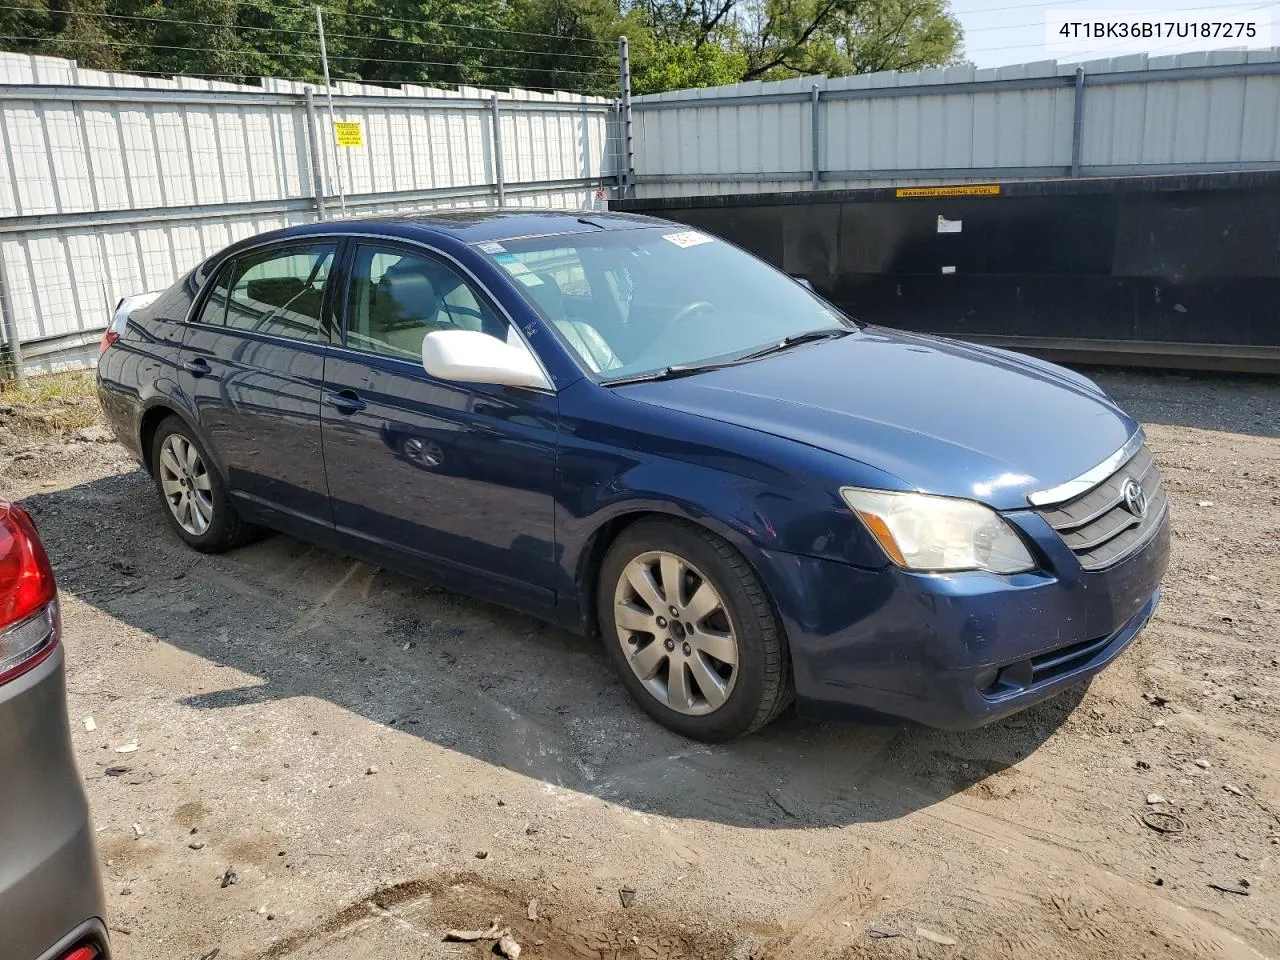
663, 231, 713, 248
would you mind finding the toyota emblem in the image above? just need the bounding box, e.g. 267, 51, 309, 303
1122, 477, 1148, 518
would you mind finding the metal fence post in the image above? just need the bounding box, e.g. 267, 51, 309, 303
490, 93, 506, 206
618, 35, 636, 199
315, 6, 347, 216
811, 84, 821, 190
0, 253, 24, 383
1071, 66, 1086, 178
304, 87, 328, 220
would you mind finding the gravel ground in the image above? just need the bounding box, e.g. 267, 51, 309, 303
0, 367, 1277, 960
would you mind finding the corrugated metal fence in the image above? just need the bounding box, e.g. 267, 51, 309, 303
632, 50, 1280, 197
0, 53, 618, 373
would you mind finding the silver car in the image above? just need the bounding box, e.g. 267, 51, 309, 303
0, 499, 109, 960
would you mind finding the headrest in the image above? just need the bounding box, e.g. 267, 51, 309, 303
382, 262, 438, 322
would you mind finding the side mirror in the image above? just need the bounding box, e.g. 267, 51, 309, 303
422, 329, 553, 391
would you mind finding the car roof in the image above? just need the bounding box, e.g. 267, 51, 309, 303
258, 209, 669, 246
198, 209, 675, 283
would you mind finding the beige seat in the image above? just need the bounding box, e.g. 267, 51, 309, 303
526, 273, 621, 373
375, 265, 440, 359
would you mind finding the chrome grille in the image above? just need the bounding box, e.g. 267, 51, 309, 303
1037, 445, 1167, 570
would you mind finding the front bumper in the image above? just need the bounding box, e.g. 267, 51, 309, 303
759, 506, 1171, 729
0, 648, 109, 960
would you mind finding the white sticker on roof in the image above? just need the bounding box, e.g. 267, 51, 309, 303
477, 241, 507, 254
662, 230, 713, 248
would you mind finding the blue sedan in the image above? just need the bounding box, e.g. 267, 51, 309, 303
97, 210, 1170, 741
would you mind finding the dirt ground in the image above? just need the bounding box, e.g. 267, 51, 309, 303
1, 367, 1277, 960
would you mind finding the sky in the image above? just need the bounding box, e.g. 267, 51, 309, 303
952, 0, 1280, 68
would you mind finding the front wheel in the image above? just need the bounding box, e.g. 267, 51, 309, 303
150, 416, 258, 553
598, 519, 792, 741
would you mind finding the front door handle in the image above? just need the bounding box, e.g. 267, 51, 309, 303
182, 357, 211, 377
326, 389, 366, 415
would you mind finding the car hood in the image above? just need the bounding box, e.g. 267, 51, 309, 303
613, 327, 1138, 511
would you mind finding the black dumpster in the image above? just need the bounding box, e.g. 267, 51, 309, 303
614, 170, 1280, 373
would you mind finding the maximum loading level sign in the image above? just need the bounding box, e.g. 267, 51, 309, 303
896, 184, 1000, 198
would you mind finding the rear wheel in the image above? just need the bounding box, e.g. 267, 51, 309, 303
150, 417, 257, 553
598, 518, 792, 741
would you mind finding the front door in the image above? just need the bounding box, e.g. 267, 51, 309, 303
178, 241, 338, 525
320, 241, 558, 600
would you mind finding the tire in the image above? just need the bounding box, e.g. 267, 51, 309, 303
598, 518, 793, 741
150, 416, 258, 553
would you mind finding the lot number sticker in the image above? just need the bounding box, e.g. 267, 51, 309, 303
334, 122, 364, 147
663, 230, 713, 248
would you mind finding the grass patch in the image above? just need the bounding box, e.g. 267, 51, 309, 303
1, 370, 98, 404
0, 370, 103, 437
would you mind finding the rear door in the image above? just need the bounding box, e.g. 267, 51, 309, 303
179, 240, 339, 526
320, 240, 559, 600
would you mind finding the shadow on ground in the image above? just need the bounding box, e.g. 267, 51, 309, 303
23, 466, 1088, 832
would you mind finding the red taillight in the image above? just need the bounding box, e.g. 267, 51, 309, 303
99, 329, 119, 355
0, 501, 59, 685
61, 946, 98, 960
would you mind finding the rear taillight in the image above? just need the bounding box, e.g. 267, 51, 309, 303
61, 946, 98, 960
0, 501, 59, 685
100, 300, 128, 355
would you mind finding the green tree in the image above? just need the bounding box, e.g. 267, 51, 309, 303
0, 0, 962, 94
0, 0, 121, 70
497, 0, 631, 95
630, 37, 748, 94
742, 0, 962, 79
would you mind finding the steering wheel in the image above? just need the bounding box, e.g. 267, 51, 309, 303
669, 300, 715, 327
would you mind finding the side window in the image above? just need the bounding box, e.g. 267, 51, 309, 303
346, 244, 507, 361
194, 262, 234, 327
220, 244, 337, 342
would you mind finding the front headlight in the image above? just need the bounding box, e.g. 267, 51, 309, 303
840, 487, 1035, 574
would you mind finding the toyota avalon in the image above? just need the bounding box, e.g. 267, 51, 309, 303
97, 211, 1169, 741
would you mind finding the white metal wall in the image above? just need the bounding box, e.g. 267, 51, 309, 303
633, 49, 1280, 198
0, 52, 615, 370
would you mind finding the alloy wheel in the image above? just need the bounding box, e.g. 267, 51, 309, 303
613, 550, 739, 716
158, 433, 214, 536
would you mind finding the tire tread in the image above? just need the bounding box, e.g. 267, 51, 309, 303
685, 520, 794, 735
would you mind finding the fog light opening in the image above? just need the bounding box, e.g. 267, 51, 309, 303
974, 667, 1000, 694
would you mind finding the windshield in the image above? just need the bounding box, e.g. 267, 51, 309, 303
476, 227, 853, 381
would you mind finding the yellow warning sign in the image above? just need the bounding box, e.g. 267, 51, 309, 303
895, 184, 1000, 198
334, 122, 364, 147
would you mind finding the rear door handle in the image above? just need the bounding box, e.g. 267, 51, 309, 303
326, 390, 366, 415
182, 357, 211, 377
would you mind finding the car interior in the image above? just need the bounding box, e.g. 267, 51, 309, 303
523, 272, 622, 373
224, 249, 334, 340
349, 250, 503, 359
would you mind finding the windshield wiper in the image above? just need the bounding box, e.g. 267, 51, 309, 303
736, 327, 852, 362
601, 359, 741, 387
602, 328, 853, 386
